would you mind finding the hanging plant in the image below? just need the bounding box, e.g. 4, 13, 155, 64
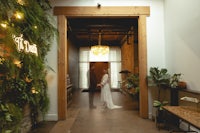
0, 102, 22, 133
0, 0, 57, 132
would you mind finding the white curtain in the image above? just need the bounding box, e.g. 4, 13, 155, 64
109, 47, 121, 89
79, 47, 90, 88
79, 46, 121, 89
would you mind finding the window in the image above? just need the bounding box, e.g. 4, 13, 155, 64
79, 46, 121, 89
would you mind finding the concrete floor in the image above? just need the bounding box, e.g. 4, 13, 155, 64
31, 89, 170, 133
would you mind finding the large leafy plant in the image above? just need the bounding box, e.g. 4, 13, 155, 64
149, 67, 182, 109
149, 67, 170, 101
149, 67, 170, 125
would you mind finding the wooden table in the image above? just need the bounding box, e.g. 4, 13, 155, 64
163, 106, 200, 132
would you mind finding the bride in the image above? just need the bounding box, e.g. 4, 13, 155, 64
98, 69, 122, 109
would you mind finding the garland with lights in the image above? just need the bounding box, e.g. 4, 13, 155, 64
0, 0, 57, 132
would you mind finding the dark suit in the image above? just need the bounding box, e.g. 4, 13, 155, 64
89, 68, 97, 107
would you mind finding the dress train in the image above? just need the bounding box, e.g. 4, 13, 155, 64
100, 74, 122, 109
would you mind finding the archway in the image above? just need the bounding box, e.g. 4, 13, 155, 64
53, 6, 150, 120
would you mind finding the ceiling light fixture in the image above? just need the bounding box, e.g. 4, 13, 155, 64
91, 31, 109, 56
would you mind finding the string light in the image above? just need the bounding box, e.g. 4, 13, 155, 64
31, 87, 39, 94
13, 59, 22, 68
0, 22, 8, 29
33, 25, 37, 29
14, 11, 24, 20
17, 0, 25, 5
25, 77, 32, 83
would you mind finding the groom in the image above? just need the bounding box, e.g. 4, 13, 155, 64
88, 65, 97, 108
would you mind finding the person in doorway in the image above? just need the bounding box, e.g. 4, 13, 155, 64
97, 69, 122, 109
88, 65, 97, 109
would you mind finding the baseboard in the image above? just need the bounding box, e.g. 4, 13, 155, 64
148, 113, 153, 120
45, 113, 58, 121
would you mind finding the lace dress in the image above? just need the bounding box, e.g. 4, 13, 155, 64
100, 74, 122, 109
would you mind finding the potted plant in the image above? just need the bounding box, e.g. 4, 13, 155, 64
149, 67, 184, 127
169, 73, 183, 106
149, 67, 170, 127
169, 73, 182, 88
123, 73, 139, 100
149, 67, 170, 101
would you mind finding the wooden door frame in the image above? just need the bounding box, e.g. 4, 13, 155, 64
54, 6, 150, 120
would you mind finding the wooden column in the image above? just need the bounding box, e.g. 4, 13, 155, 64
121, 38, 134, 73
57, 15, 67, 120
138, 15, 148, 118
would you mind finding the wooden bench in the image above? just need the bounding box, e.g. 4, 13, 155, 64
163, 106, 200, 133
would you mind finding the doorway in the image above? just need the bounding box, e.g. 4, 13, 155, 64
54, 6, 150, 119
90, 62, 108, 85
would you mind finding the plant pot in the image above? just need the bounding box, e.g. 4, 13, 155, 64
156, 109, 164, 123
178, 81, 187, 89
155, 108, 166, 129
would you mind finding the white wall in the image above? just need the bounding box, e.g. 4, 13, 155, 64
45, 10, 58, 120
165, 2, 200, 131
47, 0, 165, 120
164, 0, 200, 91
45, 34, 58, 121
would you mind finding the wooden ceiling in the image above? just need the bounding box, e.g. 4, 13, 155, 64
67, 18, 138, 47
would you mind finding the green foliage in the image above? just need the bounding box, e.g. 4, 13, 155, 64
170, 73, 182, 88
149, 67, 170, 88
0, 0, 57, 132
149, 67, 170, 101
153, 100, 168, 110
0, 102, 22, 133
0, 0, 57, 58
149, 67, 182, 111
124, 73, 139, 89
123, 73, 139, 99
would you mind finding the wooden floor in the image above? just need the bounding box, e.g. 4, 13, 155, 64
30, 89, 170, 133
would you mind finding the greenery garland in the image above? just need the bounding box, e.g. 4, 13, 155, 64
0, 0, 57, 132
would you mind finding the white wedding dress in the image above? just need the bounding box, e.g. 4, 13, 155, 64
100, 74, 122, 109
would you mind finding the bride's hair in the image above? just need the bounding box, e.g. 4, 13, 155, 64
103, 69, 108, 74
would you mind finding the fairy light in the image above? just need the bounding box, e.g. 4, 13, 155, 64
25, 77, 32, 83
0, 22, 7, 29
33, 25, 37, 29
17, 0, 25, 5
31, 87, 39, 94
14, 11, 24, 20
0, 57, 5, 64
13, 59, 22, 68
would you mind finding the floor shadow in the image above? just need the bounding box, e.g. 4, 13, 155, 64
81, 89, 101, 92
28, 121, 57, 133
81, 88, 121, 92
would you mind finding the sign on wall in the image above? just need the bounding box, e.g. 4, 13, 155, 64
12, 34, 38, 56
